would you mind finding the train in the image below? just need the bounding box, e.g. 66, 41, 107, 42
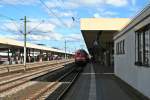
74, 49, 89, 66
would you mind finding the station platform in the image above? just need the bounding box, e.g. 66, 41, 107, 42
62, 63, 149, 100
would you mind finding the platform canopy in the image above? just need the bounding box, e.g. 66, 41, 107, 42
80, 18, 130, 55
0, 37, 72, 55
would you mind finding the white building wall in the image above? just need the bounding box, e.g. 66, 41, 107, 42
114, 6, 150, 99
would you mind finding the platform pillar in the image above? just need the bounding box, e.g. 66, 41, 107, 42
28, 49, 31, 63
32, 49, 35, 62
46, 52, 49, 61
39, 50, 43, 62
8, 49, 11, 65
20, 49, 24, 64
15, 49, 19, 64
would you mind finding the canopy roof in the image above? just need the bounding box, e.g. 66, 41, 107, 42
80, 18, 130, 31
0, 37, 72, 54
80, 18, 130, 55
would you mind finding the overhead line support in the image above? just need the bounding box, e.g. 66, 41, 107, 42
24, 16, 27, 70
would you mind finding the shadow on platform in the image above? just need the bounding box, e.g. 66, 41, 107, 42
92, 62, 114, 73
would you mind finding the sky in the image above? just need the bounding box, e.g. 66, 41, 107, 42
0, 0, 149, 53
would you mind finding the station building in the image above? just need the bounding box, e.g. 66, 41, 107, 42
81, 4, 150, 99
0, 37, 73, 64
114, 5, 150, 98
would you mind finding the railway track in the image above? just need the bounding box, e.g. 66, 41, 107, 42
0, 64, 80, 100
0, 60, 73, 83
0, 59, 73, 76
30, 67, 80, 100
0, 61, 73, 93
0, 60, 74, 84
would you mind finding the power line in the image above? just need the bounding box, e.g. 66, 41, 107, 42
28, 20, 45, 33
39, 0, 80, 36
28, 30, 52, 35
55, 0, 65, 11
39, 0, 67, 27
0, 14, 21, 32
55, 0, 80, 36
0, 15, 47, 35
0, 27, 18, 34
0, 0, 25, 15
0, 23, 19, 34
0, 14, 15, 20
56, 0, 80, 23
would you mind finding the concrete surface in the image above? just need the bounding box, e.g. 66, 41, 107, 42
61, 63, 149, 100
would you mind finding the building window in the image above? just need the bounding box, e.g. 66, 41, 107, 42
116, 39, 125, 55
122, 40, 125, 54
116, 43, 118, 54
135, 24, 150, 67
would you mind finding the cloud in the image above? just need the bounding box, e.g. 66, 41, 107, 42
0, 0, 38, 5
28, 32, 63, 41
0, 0, 129, 7
50, 9, 76, 17
42, 17, 78, 29
0, 19, 57, 40
0, 20, 56, 34
0, 5, 3, 7
45, 0, 129, 11
72, 0, 128, 7
64, 33, 83, 41
93, 9, 118, 18
27, 22, 55, 32
2, 32, 63, 41
77, 0, 103, 5
105, 0, 128, 7
131, 0, 136, 6
45, 1, 79, 9
41, 2, 78, 28
0, 19, 83, 42
16, 32, 83, 42
1, 22, 20, 33
94, 13, 101, 18
28, 32, 83, 42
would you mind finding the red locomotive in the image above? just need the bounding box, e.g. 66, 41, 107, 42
74, 49, 89, 66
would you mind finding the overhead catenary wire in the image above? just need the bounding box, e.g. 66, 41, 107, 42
0, 27, 18, 34
0, 0, 60, 32
39, 0, 80, 34
0, 0, 26, 16
28, 20, 45, 34
28, 30, 52, 35
57, 0, 80, 23
0, 22, 19, 34
55, 0, 67, 11
0, 0, 84, 52
55, 0, 81, 36
39, 0, 68, 27
0, 14, 49, 35
51, 0, 82, 50
0, 13, 21, 32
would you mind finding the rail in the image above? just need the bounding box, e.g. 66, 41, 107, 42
0, 61, 73, 93
29, 67, 80, 100
0, 59, 74, 74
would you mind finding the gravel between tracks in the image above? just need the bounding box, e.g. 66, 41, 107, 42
0, 61, 73, 86
0, 61, 75, 100
1, 81, 52, 100
0, 64, 65, 93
